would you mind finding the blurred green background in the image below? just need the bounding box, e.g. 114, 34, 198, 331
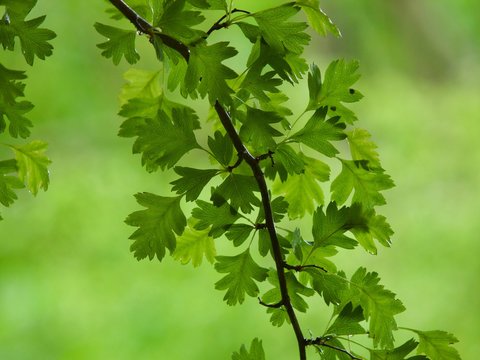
1, 0, 479, 359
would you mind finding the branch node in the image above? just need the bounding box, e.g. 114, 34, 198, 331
258, 298, 284, 308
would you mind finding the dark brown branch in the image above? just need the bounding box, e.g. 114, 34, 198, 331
307, 337, 361, 360
108, 2, 306, 358
205, 9, 251, 36
215, 102, 307, 360
227, 154, 243, 172
284, 262, 328, 273
258, 298, 283, 308
108, 0, 190, 61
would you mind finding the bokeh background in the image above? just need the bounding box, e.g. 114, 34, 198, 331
1, 0, 479, 359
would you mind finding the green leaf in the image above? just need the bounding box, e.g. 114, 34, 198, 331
296, 0, 341, 37
215, 249, 268, 305
239, 106, 283, 153
256, 196, 288, 223
213, 174, 260, 214
173, 219, 216, 267
232, 338, 266, 360
184, 41, 237, 104
407, 329, 461, 360
312, 202, 363, 250
130, 106, 201, 172
225, 224, 254, 247
0, 63, 26, 105
240, 67, 282, 104
347, 128, 382, 169
8, 140, 50, 195
154, 0, 205, 43
307, 61, 363, 123
347, 267, 406, 349
0, 173, 24, 207
192, 199, 240, 238
308, 269, 347, 306
350, 207, 394, 254
290, 107, 346, 157
0, 99, 33, 138
273, 153, 329, 219
262, 270, 314, 313
125, 193, 186, 261
0, 0, 37, 20
208, 130, 234, 167
119, 68, 162, 104
94, 23, 139, 65
253, 4, 310, 54
11, 15, 56, 65
326, 302, 366, 336
171, 167, 219, 201
264, 143, 304, 182
369, 338, 419, 360
331, 159, 394, 209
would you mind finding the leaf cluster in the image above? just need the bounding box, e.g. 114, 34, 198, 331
96, 1, 462, 360
0, 0, 53, 220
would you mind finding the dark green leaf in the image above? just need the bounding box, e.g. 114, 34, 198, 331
308, 269, 347, 306
184, 41, 237, 104
125, 193, 187, 261
215, 249, 268, 305
326, 302, 366, 336
225, 224, 254, 247
0, 63, 26, 105
290, 107, 346, 157
192, 199, 240, 238
0, 173, 24, 207
350, 207, 394, 254
95, 23, 139, 65
232, 338, 266, 360
208, 130, 234, 167
0, 99, 33, 138
239, 106, 283, 153
171, 167, 219, 201
213, 174, 260, 214
369, 338, 419, 360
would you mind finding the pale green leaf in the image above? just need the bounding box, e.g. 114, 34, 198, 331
173, 219, 216, 267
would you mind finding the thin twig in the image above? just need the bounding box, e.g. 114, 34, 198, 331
258, 298, 284, 308
284, 262, 328, 273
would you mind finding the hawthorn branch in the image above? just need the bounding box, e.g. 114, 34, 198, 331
215, 102, 307, 360
109, 1, 307, 359
284, 262, 328, 273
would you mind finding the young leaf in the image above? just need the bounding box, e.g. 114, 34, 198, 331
213, 174, 260, 214
184, 41, 238, 104
347, 267, 406, 349
296, 0, 341, 37
232, 338, 266, 360
273, 153, 330, 219
94, 23, 139, 65
408, 329, 461, 360
8, 140, 50, 195
290, 107, 346, 157
171, 167, 219, 202
331, 159, 394, 209
125, 193, 186, 261
215, 249, 268, 305
173, 219, 216, 267
119, 68, 162, 104
347, 128, 382, 169
192, 199, 241, 238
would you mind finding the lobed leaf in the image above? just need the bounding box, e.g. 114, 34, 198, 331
173, 219, 216, 267
232, 338, 266, 360
125, 193, 186, 261
215, 249, 268, 305
95, 23, 139, 65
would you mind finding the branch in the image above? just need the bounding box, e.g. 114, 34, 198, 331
258, 298, 283, 308
108, 2, 307, 359
215, 102, 307, 360
284, 262, 328, 273
108, 0, 190, 61
307, 337, 361, 360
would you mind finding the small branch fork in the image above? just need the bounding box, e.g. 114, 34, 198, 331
107, 2, 330, 359
306, 337, 362, 360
